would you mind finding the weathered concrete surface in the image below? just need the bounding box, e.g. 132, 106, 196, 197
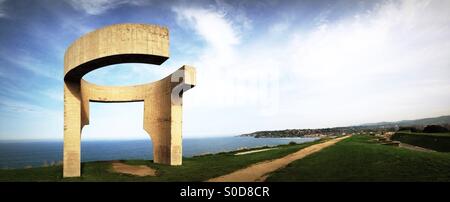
63, 24, 195, 177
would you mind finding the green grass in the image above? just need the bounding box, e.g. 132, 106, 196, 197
391, 131, 450, 152
267, 135, 450, 181
0, 140, 319, 182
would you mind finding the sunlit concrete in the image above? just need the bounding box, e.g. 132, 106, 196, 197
63, 24, 196, 177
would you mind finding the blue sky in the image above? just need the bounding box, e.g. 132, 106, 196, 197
0, 0, 449, 140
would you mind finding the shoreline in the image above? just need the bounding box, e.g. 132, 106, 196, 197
1, 138, 322, 170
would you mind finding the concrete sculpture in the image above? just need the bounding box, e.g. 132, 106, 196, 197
63, 24, 196, 177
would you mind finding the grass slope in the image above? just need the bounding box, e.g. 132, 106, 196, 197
267, 135, 450, 181
391, 131, 450, 152
0, 140, 319, 182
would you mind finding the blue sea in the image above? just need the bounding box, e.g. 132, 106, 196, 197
0, 136, 318, 169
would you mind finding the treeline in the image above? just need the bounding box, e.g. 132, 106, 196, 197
399, 125, 450, 133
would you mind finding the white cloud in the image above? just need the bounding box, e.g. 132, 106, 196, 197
282, 0, 450, 126
174, 0, 450, 136
269, 22, 289, 34
171, 4, 284, 136
172, 5, 279, 111
65, 0, 146, 15
0, 0, 7, 18
172, 6, 240, 56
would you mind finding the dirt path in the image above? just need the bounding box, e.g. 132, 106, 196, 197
207, 135, 351, 182
399, 142, 435, 152
111, 162, 156, 177
234, 148, 277, 156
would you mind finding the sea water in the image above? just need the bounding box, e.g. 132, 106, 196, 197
0, 136, 318, 169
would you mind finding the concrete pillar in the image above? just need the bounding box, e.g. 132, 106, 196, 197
63, 81, 81, 177
62, 24, 195, 177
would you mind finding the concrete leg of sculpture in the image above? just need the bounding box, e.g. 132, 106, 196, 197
63, 81, 81, 177
143, 83, 183, 165
170, 104, 183, 165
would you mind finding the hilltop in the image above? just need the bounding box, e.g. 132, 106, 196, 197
361, 115, 450, 127
241, 115, 450, 138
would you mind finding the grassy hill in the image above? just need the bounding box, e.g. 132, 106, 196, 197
391, 131, 450, 152
267, 135, 450, 181
3, 135, 450, 182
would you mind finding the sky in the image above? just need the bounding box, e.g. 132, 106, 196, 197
0, 0, 449, 140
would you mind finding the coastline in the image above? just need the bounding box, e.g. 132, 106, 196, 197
0, 136, 319, 170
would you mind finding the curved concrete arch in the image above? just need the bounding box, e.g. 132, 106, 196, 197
63, 23, 196, 177
64, 23, 169, 81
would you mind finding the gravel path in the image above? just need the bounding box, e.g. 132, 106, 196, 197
207, 135, 351, 182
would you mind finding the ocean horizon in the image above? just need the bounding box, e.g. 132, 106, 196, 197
0, 136, 318, 169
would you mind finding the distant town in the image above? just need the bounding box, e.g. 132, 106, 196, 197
240, 115, 450, 138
